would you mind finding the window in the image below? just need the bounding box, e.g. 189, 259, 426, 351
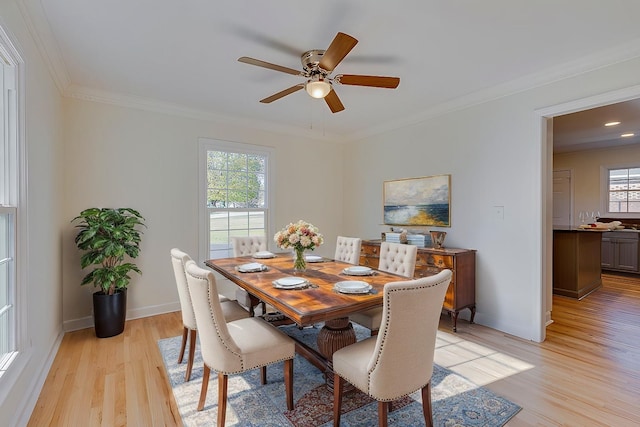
607, 167, 640, 213
0, 26, 21, 383
199, 139, 274, 260
0, 208, 16, 375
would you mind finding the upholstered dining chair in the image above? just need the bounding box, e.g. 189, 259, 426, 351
185, 261, 295, 426
230, 236, 268, 316
334, 236, 362, 265
170, 248, 250, 382
333, 269, 452, 427
349, 241, 417, 335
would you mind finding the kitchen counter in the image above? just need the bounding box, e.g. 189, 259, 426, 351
553, 225, 619, 232
552, 229, 602, 299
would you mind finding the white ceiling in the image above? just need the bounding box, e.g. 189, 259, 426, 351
18, 0, 640, 143
554, 98, 640, 153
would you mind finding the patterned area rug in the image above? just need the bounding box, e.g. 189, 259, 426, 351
158, 323, 521, 426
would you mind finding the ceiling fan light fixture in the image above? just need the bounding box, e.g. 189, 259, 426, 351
305, 77, 331, 99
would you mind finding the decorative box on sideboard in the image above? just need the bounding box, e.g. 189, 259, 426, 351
359, 240, 476, 332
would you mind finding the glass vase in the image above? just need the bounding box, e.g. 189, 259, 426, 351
293, 248, 307, 273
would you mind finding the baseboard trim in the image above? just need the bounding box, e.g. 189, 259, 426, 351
10, 329, 64, 427
63, 301, 181, 332
545, 310, 554, 327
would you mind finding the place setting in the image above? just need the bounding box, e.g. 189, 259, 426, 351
341, 265, 376, 276
305, 254, 330, 263
333, 280, 376, 295
252, 251, 277, 259
235, 262, 268, 273
272, 276, 317, 290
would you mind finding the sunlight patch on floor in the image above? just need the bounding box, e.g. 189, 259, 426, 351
434, 330, 535, 386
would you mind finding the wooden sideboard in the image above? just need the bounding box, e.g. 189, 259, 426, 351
359, 240, 477, 332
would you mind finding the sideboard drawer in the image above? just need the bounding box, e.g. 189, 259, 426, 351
361, 244, 380, 256
414, 265, 444, 277
417, 253, 454, 269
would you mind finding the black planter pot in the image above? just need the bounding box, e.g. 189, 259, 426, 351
93, 289, 127, 338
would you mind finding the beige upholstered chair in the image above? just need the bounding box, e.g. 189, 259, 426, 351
230, 236, 268, 316
185, 261, 295, 425
334, 236, 362, 265
333, 270, 452, 427
349, 241, 417, 335
170, 248, 250, 382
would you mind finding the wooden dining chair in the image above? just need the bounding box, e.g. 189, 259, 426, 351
334, 236, 362, 265
230, 236, 268, 316
185, 261, 295, 426
170, 248, 250, 382
349, 241, 417, 335
333, 270, 452, 427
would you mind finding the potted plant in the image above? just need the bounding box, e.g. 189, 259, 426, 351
72, 207, 146, 338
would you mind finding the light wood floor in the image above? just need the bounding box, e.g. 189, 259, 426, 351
28, 273, 640, 426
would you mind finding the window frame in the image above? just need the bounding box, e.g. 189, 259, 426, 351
0, 21, 29, 405
601, 163, 640, 217
198, 138, 276, 263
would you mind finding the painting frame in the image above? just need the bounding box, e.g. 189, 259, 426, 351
383, 174, 451, 227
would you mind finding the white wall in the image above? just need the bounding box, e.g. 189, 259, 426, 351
554, 144, 640, 221
343, 57, 640, 341
0, 3, 64, 426
61, 99, 345, 327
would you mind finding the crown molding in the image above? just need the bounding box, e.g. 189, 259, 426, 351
65, 85, 344, 143
535, 83, 640, 118
17, 0, 71, 94
345, 37, 640, 143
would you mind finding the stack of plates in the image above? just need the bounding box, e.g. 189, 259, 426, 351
272, 277, 309, 289
236, 262, 267, 273
334, 280, 372, 294
253, 251, 276, 259
342, 266, 374, 276
305, 255, 324, 263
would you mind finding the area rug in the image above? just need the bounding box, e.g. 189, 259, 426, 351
158, 323, 521, 426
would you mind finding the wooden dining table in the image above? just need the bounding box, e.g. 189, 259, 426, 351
204, 254, 407, 384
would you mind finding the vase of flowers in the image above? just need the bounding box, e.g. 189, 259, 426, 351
274, 220, 324, 273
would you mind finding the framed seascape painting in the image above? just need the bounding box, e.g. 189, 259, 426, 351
383, 174, 451, 227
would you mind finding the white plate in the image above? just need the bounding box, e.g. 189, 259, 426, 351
343, 266, 374, 276
305, 255, 324, 263
273, 277, 308, 289
334, 280, 372, 294
237, 262, 265, 272
253, 251, 276, 259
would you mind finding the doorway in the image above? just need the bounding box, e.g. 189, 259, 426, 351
553, 170, 572, 227
539, 85, 640, 341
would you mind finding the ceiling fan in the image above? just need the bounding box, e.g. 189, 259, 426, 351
238, 32, 400, 113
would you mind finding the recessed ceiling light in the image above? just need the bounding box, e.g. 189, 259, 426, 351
621, 133, 635, 138
605, 121, 621, 126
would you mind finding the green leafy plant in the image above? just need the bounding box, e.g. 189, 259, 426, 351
72, 208, 146, 295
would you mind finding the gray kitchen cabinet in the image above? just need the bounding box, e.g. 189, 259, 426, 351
601, 231, 639, 273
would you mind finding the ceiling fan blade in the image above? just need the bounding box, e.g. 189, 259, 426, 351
238, 56, 302, 76
336, 74, 400, 89
318, 32, 358, 72
259, 84, 304, 103
324, 88, 345, 113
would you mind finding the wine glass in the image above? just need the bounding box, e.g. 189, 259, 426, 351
578, 211, 586, 225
